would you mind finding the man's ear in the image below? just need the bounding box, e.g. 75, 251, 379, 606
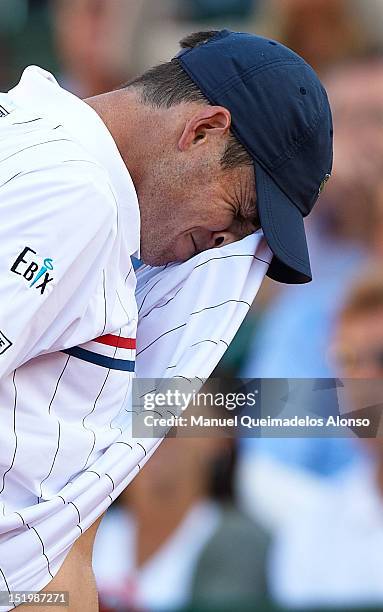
178, 105, 231, 151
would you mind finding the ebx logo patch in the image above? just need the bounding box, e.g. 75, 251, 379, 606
11, 247, 54, 295
0, 330, 12, 355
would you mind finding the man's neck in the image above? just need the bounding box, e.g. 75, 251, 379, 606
84, 89, 147, 190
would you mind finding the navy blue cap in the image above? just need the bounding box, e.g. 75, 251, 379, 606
176, 30, 333, 283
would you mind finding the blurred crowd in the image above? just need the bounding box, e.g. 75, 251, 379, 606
4, 1, 383, 610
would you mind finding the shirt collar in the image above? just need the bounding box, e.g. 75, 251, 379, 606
9, 65, 140, 257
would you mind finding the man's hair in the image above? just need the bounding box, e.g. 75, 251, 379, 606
125, 31, 252, 171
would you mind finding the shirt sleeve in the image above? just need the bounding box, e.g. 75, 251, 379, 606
0, 160, 117, 379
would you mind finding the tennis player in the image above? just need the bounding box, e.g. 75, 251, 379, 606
0, 30, 332, 610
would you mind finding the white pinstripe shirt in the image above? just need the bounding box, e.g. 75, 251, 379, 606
0, 66, 141, 607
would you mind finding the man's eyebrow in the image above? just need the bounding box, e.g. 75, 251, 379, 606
234, 170, 260, 226
242, 191, 257, 219
234, 178, 259, 227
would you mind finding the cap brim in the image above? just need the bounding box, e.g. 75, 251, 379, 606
254, 162, 312, 284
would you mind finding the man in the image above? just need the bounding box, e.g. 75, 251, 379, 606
270, 267, 383, 609
0, 30, 332, 611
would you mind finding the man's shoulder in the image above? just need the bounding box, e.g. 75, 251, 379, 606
0, 113, 115, 206
1, 113, 105, 172
4, 67, 125, 195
